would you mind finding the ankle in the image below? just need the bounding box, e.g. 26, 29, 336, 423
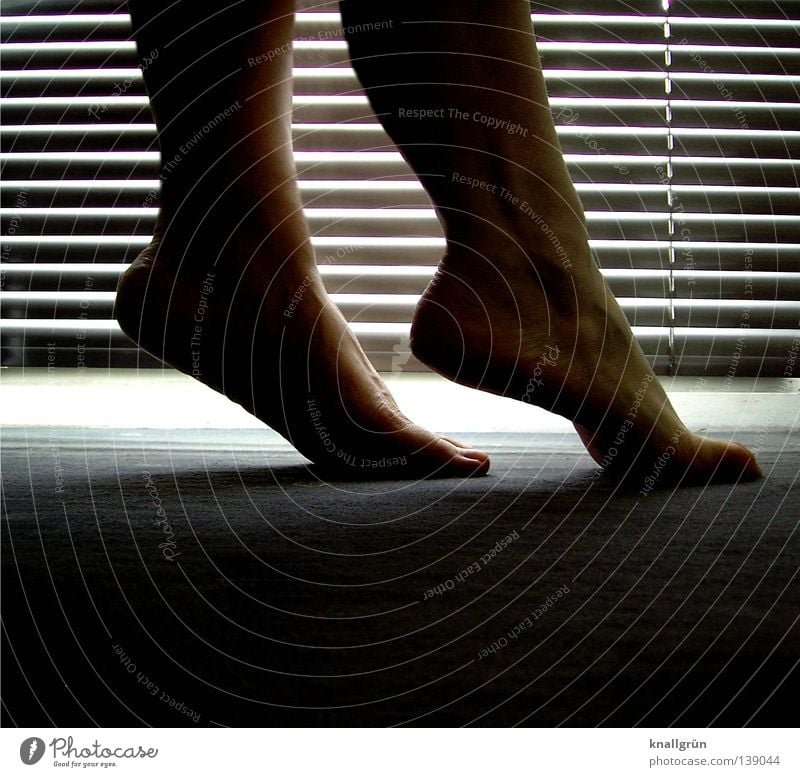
442, 221, 593, 284
150, 175, 316, 269
444, 195, 591, 267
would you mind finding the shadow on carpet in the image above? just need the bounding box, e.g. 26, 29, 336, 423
2, 428, 797, 727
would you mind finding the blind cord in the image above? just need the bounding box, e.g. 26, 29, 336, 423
663, 0, 677, 376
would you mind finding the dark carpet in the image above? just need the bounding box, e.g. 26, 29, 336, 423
2, 428, 798, 727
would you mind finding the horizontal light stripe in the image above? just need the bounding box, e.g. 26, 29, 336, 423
6, 290, 796, 311
672, 72, 800, 83
671, 185, 800, 195
291, 67, 354, 78
0, 179, 160, 189
601, 269, 800, 281
2, 151, 797, 167
299, 180, 423, 190
593, 241, 800, 252
23, 12, 769, 28
0, 235, 150, 245
668, 157, 800, 166
0, 42, 137, 53
5, 320, 795, 342
329, 237, 563, 249
669, 99, 798, 110
292, 40, 348, 50
0, 14, 131, 25
292, 123, 385, 133
3, 179, 795, 197
291, 95, 368, 105
5, 95, 795, 112
0, 150, 159, 160
1, 263, 127, 273
540, 42, 666, 53
0, 179, 427, 192
543, 69, 667, 80
3, 40, 797, 58
1, 207, 159, 216
5, 207, 797, 226
4, 319, 123, 331
671, 128, 800, 139
1, 291, 118, 301
1, 123, 158, 133
11, 124, 793, 141
1, 68, 143, 80
679, 214, 800, 224
5, 236, 798, 254
4, 68, 797, 90
0, 40, 672, 55
1, 96, 149, 106
559, 126, 667, 136
672, 45, 800, 56
0, 290, 418, 305
671, 16, 800, 29
4, 262, 796, 282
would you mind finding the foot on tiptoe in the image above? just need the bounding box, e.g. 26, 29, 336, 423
410, 230, 760, 487
115, 209, 490, 478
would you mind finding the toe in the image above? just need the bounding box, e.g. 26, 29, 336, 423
718, 440, 762, 481
680, 437, 763, 485
439, 435, 491, 473
421, 435, 491, 477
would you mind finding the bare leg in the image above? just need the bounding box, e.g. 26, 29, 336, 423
342, 0, 760, 484
115, 0, 489, 476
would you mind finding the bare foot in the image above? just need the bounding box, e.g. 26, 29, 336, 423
115, 206, 489, 478
410, 230, 761, 488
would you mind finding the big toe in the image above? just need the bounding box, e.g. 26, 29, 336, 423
712, 439, 762, 481
404, 433, 490, 478
439, 435, 491, 475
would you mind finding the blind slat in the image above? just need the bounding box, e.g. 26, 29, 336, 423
2, 3, 798, 375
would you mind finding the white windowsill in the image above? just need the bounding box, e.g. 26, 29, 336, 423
1, 368, 797, 435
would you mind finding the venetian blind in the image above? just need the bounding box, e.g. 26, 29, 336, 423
1, 0, 798, 374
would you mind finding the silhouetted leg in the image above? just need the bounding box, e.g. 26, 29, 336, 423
115, 0, 489, 476
342, 0, 759, 484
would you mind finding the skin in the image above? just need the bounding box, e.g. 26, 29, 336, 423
116, 0, 760, 486
340, 0, 761, 485
115, 0, 489, 477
